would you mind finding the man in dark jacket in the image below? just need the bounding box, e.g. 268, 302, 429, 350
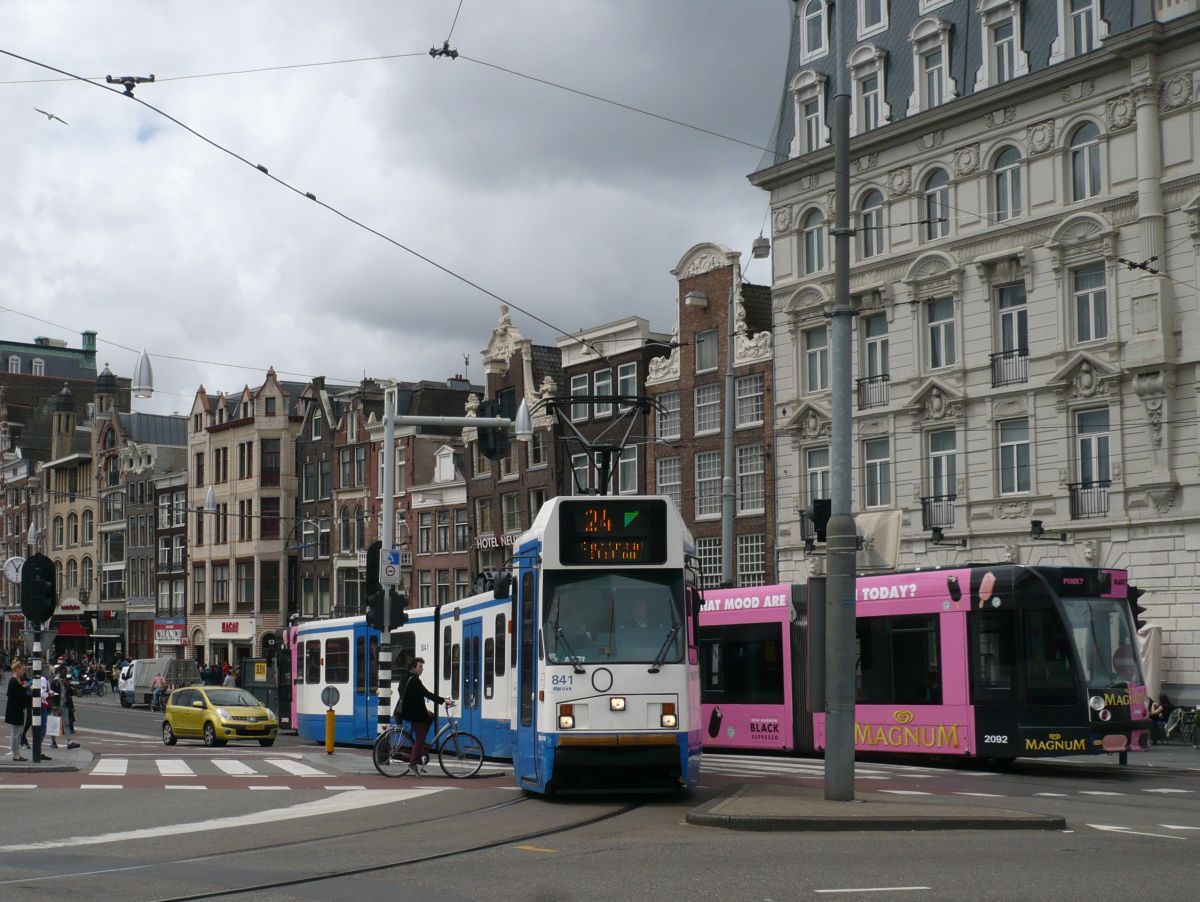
398, 658, 452, 776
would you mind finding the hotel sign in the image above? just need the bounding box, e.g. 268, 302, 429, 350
474, 532, 519, 550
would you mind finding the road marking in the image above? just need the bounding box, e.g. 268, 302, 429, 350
1143, 788, 1194, 794
1160, 824, 1200, 830
91, 758, 128, 776
265, 758, 327, 777
1088, 824, 1186, 840
1079, 791, 1123, 796
249, 785, 291, 791
213, 759, 257, 776
0, 784, 37, 789
877, 790, 931, 796
80, 784, 122, 790
156, 759, 195, 777
815, 887, 931, 895
515, 844, 557, 853
1035, 792, 1069, 797
0, 789, 440, 852
323, 785, 367, 790
952, 792, 1004, 798
165, 785, 207, 791
75, 727, 158, 741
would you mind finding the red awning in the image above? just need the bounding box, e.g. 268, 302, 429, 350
55, 621, 88, 637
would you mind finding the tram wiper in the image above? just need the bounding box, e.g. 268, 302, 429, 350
552, 625, 586, 675
648, 623, 681, 674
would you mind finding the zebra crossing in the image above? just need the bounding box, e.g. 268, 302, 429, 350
700, 753, 943, 782
87, 756, 339, 779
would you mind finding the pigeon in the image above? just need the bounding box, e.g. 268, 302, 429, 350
34, 108, 69, 126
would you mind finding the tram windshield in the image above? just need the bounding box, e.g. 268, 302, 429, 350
1060, 597, 1143, 687
543, 569, 684, 665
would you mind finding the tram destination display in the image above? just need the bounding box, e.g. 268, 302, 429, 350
558, 499, 668, 565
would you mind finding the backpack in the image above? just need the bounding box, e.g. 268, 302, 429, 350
392, 670, 414, 719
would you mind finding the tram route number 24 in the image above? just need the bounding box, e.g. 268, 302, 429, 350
551, 674, 574, 691
983, 734, 1009, 744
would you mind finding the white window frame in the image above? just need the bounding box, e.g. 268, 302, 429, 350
695, 450, 722, 520
974, 0, 1029, 91
697, 537, 722, 590
997, 282, 1028, 354
992, 145, 1023, 223
863, 437, 892, 509
570, 453, 590, 495
694, 384, 721, 436
736, 534, 767, 587
848, 44, 890, 136
862, 314, 889, 379
804, 328, 829, 393
570, 373, 589, 422
735, 375, 765, 428
617, 445, 638, 495
998, 418, 1031, 495
806, 447, 830, 502
928, 429, 957, 498
857, 0, 888, 40
656, 457, 681, 511
657, 391, 681, 440
1050, 0, 1108, 65
1071, 261, 1108, 344
802, 209, 826, 275
790, 70, 829, 157
593, 368, 612, 418
312, 411, 322, 439
32, 358, 44, 376
695, 330, 718, 373
927, 297, 957, 370
736, 444, 765, 515
1069, 121, 1103, 203
1076, 408, 1111, 486
800, 0, 828, 63
859, 190, 886, 259
616, 362, 637, 411
923, 169, 951, 241
6, 356, 18, 374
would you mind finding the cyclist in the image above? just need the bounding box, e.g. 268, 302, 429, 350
397, 657, 452, 776
150, 672, 167, 711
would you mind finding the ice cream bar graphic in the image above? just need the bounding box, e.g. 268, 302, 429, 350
946, 575, 961, 602
707, 706, 723, 738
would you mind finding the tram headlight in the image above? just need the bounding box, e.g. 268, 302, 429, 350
610, 697, 626, 712
558, 704, 575, 730
1089, 695, 1106, 712
661, 702, 677, 729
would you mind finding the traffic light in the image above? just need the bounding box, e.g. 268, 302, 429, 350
475, 399, 510, 462
366, 589, 408, 633
20, 552, 56, 624
805, 498, 831, 543
1127, 585, 1148, 631
365, 540, 382, 597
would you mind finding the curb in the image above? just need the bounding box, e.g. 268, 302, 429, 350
0, 749, 93, 775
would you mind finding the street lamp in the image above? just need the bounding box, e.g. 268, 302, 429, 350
132, 349, 154, 399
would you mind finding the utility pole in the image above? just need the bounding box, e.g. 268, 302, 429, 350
378, 387, 396, 737
720, 275, 737, 588
824, 0, 858, 803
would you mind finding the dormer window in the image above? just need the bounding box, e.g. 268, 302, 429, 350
264, 397, 276, 417
800, 1, 827, 62
32, 359, 44, 377
7, 356, 19, 374
312, 411, 323, 439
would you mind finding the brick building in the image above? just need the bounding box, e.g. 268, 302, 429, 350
153, 470, 188, 657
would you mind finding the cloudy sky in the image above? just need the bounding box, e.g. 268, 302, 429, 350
0, 1, 790, 412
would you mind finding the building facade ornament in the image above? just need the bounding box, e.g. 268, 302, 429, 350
914, 130, 945, 151
772, 205, 794, 235
1080, 540, 1099, 567
1060, 79, 1095, 104
1133, 370, 1173, 449
853, 153, 880, 174
953, 143, 980, 177
1106, 94, 1137, 131
681, 254, 725, 278
1026, 119, 1056, 155
886, 165, 912, 198
645, 315, 680, 386
481, 304, 525, 376
996, 500, 1030, 519
1161, 71, 1194, 110
984, 106, 1016, 129
733, 286, 773, 366
1003, 543, 1019, 563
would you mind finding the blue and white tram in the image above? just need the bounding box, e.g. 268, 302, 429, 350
399, 495, 703, 794
294, 616, 381, 745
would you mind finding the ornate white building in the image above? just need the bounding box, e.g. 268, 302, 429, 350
752, 4, 1200, 701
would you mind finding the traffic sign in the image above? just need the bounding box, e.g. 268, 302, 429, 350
380, 549, 402, 587
320, 685, 340, 708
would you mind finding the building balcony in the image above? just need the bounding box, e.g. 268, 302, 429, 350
990, 348, 1028, 387
921, 494, 956, 530
856, 374, 890, 410
1069, 481, 1110, 520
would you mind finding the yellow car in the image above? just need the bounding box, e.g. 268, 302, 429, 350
162, 686, 278, 748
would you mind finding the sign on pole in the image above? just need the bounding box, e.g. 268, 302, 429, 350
379, 549, 402, 587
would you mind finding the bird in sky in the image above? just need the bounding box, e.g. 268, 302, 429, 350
33, 107, 69, 126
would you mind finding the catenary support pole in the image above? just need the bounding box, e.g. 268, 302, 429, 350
31, 623, 43, 763
824, 0, 857, 802
720, 275, 737, 587
378, 386, 396, 736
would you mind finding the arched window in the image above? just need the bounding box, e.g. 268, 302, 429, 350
802, 1, 826, 59
32, 358, 44, 376
82, 509, 94, 544
993, 146, 1022, 222
7, 356, 19, 374
923, 169, 950, 240
802, 209, 826, 275
339, 506, 352, 550
66, 558, 78, 590
1070, 122, 1101, 201
101, 428, 116, 451
67, 512, 79, 546
55, 560, 63, 594
860, 190, 885, 258
354, 505, 365, 551
53, 515, 64, 549
81, 556, 93, 592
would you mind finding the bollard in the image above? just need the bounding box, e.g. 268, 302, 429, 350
325, 706, 335, 754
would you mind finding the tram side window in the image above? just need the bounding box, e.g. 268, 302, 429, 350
393, 631, 416, 677
443, 626, 453, 681
451, 642, 461, 700
856, 615, 942, 705
484, 637, 495, 699
356, 637, 367, 695
511, 596, 519, 669
369, 636, 379, 693
494, 614, 506, 676
698, 623, 785, 705
1024, 608, 1077, 705
304, 640, 321, 684
325, 638, 350, 684
520, 572, 535, 727
970, 610, 1016, 702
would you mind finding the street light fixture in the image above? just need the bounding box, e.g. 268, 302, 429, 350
132, 349, 154, 399
514, 399, 533, 443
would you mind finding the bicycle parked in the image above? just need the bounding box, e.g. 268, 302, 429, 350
373, 704, 485, 779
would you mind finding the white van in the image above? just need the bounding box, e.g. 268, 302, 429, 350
118, 658, 200, 707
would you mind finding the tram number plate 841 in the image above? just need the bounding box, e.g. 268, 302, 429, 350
551, 674, 574, 691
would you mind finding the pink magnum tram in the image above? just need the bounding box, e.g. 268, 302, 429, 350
699, 565, 1151, 761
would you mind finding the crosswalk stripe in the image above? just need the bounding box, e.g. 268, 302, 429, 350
213, 759, 258, 776
1079, 791, 1123, 796
1144, 788, 1194, 794
248, 785, 291, 790
1035, 793, 1069, 797
0, 784, 37, 789
953, 792, 1005, 798
878, 790, 931, 796
324, 785, 367, 790
166, 785, 206, 790
81, 784, 122, 790
156, 759, 195, 777
265, 758, 327, 777
1160, 825, 1200, 830
91, 758, 129, 776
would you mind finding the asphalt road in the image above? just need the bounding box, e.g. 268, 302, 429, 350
1, 694, 1196, 901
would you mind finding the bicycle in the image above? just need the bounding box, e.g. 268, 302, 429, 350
372, 704, 484, 779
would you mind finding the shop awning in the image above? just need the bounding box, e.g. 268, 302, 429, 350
55, 621, 88, 637
91, 632, 123, 638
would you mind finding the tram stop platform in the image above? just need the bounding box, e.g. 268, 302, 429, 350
0, 745, 92, 774
687, 783, 1066, 832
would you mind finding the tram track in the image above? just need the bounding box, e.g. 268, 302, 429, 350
148, 798, 643, 902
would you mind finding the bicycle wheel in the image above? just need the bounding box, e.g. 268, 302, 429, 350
438, 731, 484, 778
373, 728, 414, 778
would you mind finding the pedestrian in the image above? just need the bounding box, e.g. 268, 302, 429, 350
58, 667, 77, 740
6, 660, 30, 761
222, 669, 236, 688
397, 657, 453, 776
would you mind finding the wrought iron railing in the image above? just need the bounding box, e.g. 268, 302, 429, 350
1069, 481, 1110, 519
990, 348, 1028, 386
856, 374, 890, 410
921, 494, 956, 530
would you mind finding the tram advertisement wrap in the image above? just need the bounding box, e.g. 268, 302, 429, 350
813, 707, 973, 755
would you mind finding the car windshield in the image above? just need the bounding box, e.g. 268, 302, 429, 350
1060, 597, 1143, 687
205, 689, 260, 707
542, 569, 684, 665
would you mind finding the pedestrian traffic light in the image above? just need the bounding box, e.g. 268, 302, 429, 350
1127, 584, 1148, 631
20, 552, 56, 624
365, 540, 382, 597
475, 399, 510, 462
805, 498, 831, 543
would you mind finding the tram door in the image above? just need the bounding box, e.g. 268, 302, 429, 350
515, 568, 540, 786
355, 632, 373, 740
461, 619, 482, 736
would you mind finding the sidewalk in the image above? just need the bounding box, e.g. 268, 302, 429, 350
1051, 741, 1200, 773
687, 783, 1066, 832
0, 745, 93, 774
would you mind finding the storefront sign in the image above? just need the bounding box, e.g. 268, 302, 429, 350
154, 620, 186, 645
57, 598, 83, 613
474, 532, 518, 549
205, 618, 253, 640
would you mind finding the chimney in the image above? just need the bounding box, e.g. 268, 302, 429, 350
81, 331, 97, 352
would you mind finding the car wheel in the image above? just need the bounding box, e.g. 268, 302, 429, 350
120, 694, 131, 708
203, 722, 225, 747
258, 738, 275, 747
162, 722, 177, 746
